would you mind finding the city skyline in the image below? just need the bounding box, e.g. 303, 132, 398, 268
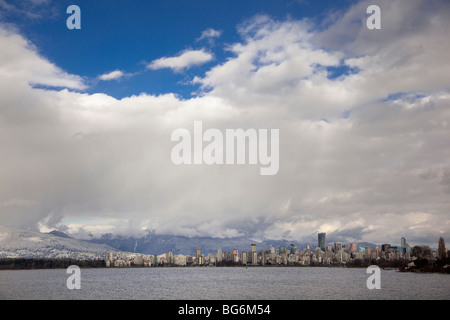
103, 233, 448, 268
103, 230, 445, 260
0, 0, 449, 248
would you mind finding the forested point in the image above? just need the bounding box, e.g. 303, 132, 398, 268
0, 258, 105, 270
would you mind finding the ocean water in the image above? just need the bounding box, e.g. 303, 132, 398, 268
0, 267, 449, 300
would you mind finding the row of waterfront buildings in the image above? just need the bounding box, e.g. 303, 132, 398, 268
105, 234, 447, 268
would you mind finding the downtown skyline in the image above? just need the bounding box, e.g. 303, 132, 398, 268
103, 232, 447, 268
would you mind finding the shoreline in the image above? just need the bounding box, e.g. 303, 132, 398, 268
0, 257, 398, 271
1, 258, 449, 274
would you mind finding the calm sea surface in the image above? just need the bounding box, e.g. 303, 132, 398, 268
0, 267, 449, 300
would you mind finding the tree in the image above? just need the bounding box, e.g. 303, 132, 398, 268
423, 246, 432, 259
412, 245, 423, 258
438, 237, 446, 260
412, 245, 432, 260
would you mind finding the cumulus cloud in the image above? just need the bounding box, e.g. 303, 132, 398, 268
147, 49, 213, 72
0, 0, 449, 247
98, 70, 125, 81
0, 25, 86, 89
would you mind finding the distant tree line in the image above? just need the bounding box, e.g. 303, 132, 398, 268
0, 258, 105, 270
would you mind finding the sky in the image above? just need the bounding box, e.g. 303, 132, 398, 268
0, 0, 449, 247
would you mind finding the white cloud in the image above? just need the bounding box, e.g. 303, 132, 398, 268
98, 70, 125, 81
198, 28, 222, 40
195, 15, 349, 120
0, 0, 54, 20
147, 49, 213, 72
0, 25, 86, 89
197, 28, 222, 44
0, 0, 449, 246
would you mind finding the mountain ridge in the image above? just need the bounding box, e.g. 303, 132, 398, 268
0, 225, 121, 259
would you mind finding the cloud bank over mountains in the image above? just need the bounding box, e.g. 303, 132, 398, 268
0, 0, 449, 247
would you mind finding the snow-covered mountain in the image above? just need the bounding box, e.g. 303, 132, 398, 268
0, 225, 120, 259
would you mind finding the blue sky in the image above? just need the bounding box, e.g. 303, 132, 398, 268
0, 0, 449, 246
2, 0, 358, 99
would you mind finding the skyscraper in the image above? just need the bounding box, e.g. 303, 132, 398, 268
348, 243, 357, 253
251, 243, 257, 265
438, 237, 446, 260
401, 237, 410, 256
233, 249, 239, 263
195, 248, 201, 264
318, 233, 326, 252
241, 251, 248, 265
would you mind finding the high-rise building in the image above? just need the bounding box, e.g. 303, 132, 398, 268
401, 237, 406, 253
105, 252, 114, 267
252, 251, 258, 265
438, 237, 446, 260
334, 242, 343, 252
105, 252, 114, 262
401, 237, 410, 256
217, 248, 222, 263
251, 243, 257, 265
233, 249, 239, 263
224, 252, 234, 262
318, 233, 326, 252
195, 248, 201, 264
260, 250, 266, 265
347, 243, 356, 252
241, 251, 248, 265
174, 254, 186, 266
166, 251, 173, 265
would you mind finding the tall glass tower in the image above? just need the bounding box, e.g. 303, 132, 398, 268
318, 233, 326, 251
401, 237, 410, 256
